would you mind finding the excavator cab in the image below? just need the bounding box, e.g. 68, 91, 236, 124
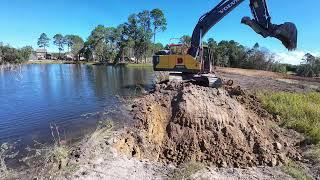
166, 43, 188, 55
199, 45, 213, 73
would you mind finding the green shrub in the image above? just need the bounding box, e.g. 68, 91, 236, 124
296, 53, 320, 77
0, 44, 33, 64
170, 161, 204, 180
272, 63, 287, 73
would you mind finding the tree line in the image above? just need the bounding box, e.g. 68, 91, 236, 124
0, 43, 33, 64
206, 39, 286, 73
296, 53, 320, 77
1, 7, 319, 77
176, 35, 288, 73
37, 8, 167, 63
181, 35, 319, 77
37, 33, 84, 60
81, 8, 166, 63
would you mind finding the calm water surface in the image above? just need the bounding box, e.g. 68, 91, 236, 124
0, 64, 154, 148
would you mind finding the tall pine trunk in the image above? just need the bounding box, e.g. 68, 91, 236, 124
153, 27, 156, 54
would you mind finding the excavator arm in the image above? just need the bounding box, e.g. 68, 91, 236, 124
188, 0, 298, 58
152, 0, 298, 87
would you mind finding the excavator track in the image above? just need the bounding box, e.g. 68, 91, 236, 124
169, 73, 222, 88
194, 73, 223, 88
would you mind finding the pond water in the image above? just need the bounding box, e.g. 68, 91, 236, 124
0, 64, 155, 151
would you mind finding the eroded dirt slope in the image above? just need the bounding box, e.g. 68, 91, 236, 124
115, 81, 301, 168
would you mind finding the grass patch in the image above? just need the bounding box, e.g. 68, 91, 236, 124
50, 145, 70, 169
154, 72, 169, 83
281, 161, 312, 180
312, 145, 320, 160
27, 60, 64, 64
170, 161, 204, 180
98, 119, 114, 130
259, 92, 320, 143
0, 143, 10, 179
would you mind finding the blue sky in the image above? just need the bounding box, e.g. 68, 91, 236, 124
0, 0, 318, 64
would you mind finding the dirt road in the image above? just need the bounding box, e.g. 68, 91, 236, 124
217, 67, 320, 93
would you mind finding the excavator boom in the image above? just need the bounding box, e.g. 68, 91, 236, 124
188, 0, 298, 58
188, 0, 245, 58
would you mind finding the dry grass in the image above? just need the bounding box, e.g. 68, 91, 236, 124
0, 63, 23, 71
27, 60, 64, 64
281, 161, 312, 180
0, 117, 116, 179
154, 71, 169, 83
0, 143, 19, 180
312, 145, 320, 160
217, 67, 320, 83
28, 120, 114, 179
0, 143, 10, 179
170, 161, 204, 180
217, 67, 285, 78
26, 60, 100, 65
304, 144, 320, 164
125, 63, 153, 68
50, 145, 70, 169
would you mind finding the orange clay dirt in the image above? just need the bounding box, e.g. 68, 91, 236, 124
115, 80, 302, 168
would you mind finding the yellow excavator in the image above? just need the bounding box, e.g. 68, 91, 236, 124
153, 0, 298, 87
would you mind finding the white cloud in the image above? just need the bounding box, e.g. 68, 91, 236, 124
274, 51, 320, 65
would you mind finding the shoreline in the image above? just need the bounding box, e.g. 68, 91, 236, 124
25, 60, 153, 67
0, 112, 303, 180
1, 68, 320, 179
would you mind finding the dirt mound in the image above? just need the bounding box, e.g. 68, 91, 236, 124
115, 81, 301, 168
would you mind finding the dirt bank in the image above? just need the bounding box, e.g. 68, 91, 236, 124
115, 81, 302, 168
4, 72, 316, 179
11, 120, 298, 180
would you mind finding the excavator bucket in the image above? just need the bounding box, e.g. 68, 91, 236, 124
272, 22, 298, 51
241, 17, 297, 51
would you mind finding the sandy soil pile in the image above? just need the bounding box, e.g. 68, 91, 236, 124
115, 81, 301, 168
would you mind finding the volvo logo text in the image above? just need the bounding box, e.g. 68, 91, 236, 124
219, 0, 240, 14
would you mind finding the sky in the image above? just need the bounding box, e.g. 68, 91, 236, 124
0, 0, 319, 65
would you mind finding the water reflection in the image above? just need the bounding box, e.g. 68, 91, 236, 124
0, 64, 154, 146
